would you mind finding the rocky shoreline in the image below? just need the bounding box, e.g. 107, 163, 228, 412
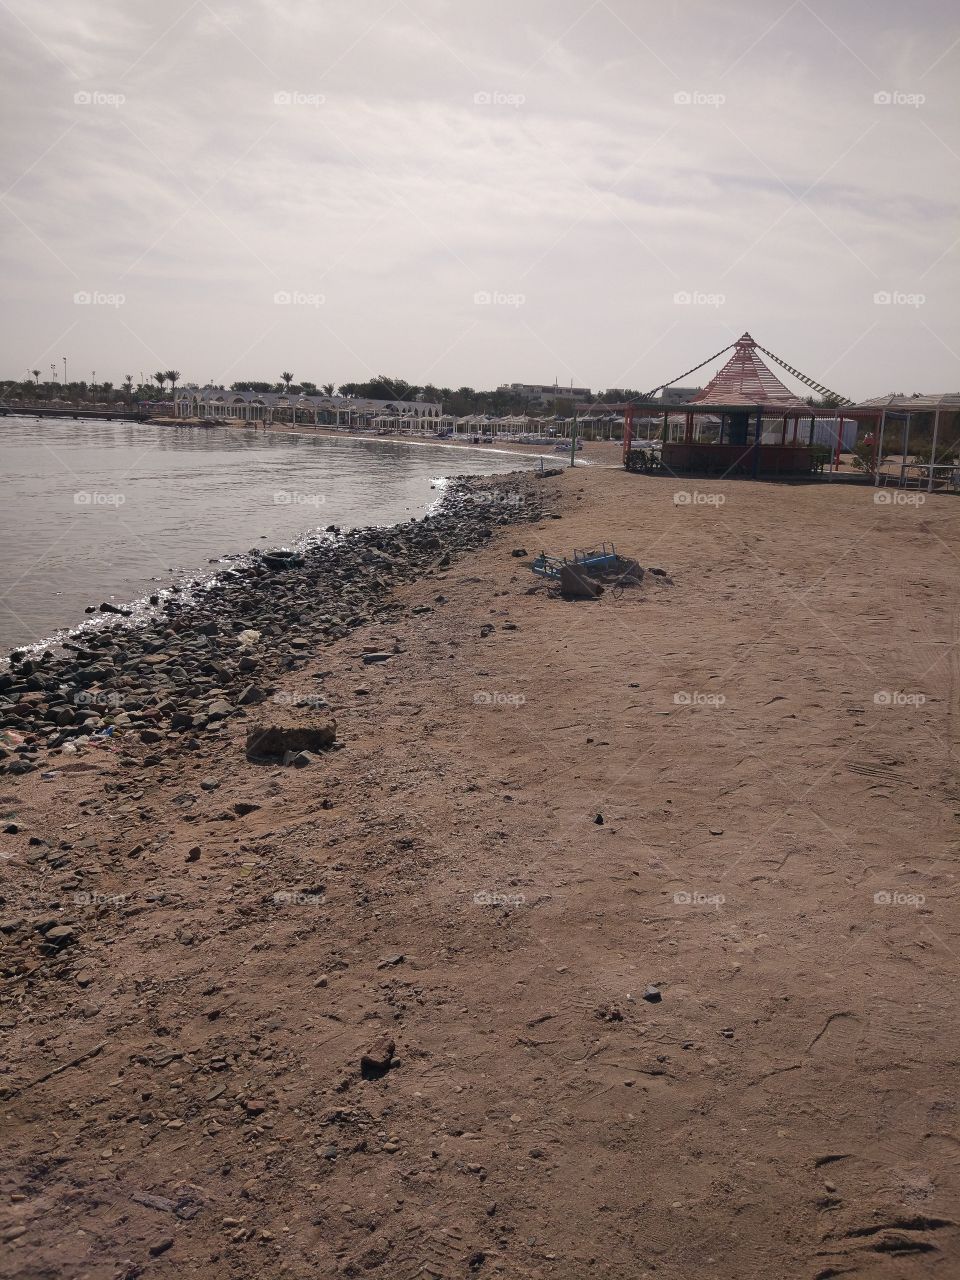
0, 471, 554, 777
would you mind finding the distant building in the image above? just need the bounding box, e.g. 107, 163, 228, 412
499, 382, 591, 406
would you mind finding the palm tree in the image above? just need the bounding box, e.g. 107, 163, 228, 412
280, 371, 293, 392
123, 374, 134, 403
30, 369, 41, 384
322, 382, 335, 395
165, 369, 180, 399
153, 371, 166, 395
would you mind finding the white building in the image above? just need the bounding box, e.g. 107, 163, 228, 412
498, 382, 592, 406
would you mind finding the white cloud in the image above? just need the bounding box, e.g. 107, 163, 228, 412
1, 0, 958, 395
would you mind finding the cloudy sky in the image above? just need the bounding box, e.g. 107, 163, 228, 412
2, 0, 958, 398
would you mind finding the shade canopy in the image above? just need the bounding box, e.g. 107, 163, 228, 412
690, 332, 814, 412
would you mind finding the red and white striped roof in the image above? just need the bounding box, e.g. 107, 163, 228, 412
691, 333, 812, 410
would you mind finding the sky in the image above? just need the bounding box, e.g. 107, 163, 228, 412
2, 0, 958, 400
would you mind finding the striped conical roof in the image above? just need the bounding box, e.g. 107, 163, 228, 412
691, 333, 812, 410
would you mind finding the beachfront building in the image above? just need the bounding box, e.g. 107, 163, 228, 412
498, 382, 592, 406
174, 387, 441, 430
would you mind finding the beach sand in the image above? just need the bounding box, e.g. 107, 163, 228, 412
3, 466, 959, 1277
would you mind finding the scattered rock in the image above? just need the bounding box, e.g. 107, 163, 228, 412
360, 1036, 396, 1079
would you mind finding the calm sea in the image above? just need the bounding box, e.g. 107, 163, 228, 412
0, 417, 540, 651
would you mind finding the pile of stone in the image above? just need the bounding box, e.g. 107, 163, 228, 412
0, 473, 549, 774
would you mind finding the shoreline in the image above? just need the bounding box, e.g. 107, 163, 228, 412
0, 421, 559, 661
3, 467, 959, 1276
0, 470, 555, 770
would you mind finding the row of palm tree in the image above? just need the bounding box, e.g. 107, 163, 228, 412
152, 370, 181, 396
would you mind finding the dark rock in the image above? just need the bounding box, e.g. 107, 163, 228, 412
360, 1036, 396, 1079
246, 721, 336, 761
643, 985, 662, 1003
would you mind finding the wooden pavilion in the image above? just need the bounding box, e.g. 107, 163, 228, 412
625, 332, 850, 478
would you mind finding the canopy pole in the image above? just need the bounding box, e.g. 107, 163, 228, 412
874, 409, 887, 486
928, 408, 942, 492
752, 407, 762, 479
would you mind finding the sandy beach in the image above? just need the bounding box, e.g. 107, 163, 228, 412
2, 467, 959, 1278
